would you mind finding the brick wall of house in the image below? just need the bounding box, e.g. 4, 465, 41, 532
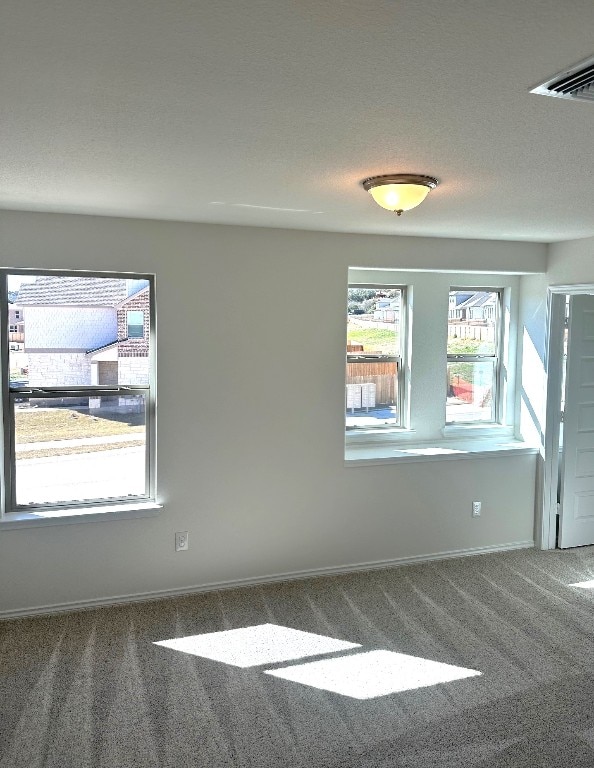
117, 288, 150, 358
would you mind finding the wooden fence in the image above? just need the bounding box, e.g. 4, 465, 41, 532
346, 361, 396, 404
448, 323, 494, 342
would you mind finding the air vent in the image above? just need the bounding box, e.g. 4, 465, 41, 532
531, 55, 594, 102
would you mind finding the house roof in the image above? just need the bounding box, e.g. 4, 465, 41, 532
85, 340, 119, 355
455, 292, 496, 310
17, 277, 134, 306
450, 291, 474, 306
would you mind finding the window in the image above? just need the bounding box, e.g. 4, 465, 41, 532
8, 325, 17, 333
1, 270, 156, 517
127, 310, 144, 338
346, 285, 406, 432
446, 289, 500, 423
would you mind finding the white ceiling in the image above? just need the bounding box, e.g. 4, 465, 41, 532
2, 0, 594, 242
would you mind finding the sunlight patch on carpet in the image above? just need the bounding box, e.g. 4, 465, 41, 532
265, 649, 481, 699
569, 579, 594, 589
154, 623, 360, 667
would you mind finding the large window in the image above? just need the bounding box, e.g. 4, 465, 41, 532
346, 285, 406, 432
1, 270, 156, 517
447, 289, 500, 423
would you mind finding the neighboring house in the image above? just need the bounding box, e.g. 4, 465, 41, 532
448, 291, 496, 322
448, 291, 474, 320
373, 297, 400, 322
16, 276, 150, 387
8, 303, 24, 350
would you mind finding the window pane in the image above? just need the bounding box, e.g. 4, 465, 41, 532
446, 361, 495, 422
346, 288, 401, 429
13, 395, 147, 506
127, 310, 145, 338
447, 290, 497, 355
9, 274, 151, 387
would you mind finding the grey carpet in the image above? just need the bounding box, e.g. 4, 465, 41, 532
3, 547, 594, 767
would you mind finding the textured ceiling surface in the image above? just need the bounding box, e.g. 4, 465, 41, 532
1, 0, 594, 241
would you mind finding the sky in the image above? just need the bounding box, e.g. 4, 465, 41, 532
7, 275, 37, 291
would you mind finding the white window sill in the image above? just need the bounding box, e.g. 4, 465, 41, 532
0, 501, 162, 529
346, 428, 417, 446
345, 437, 538, 466
441, 423, 515, 439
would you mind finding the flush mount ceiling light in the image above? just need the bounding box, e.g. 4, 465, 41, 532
361, 174, 439, 216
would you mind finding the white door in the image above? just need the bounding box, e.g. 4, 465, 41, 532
559, 294, 594, 548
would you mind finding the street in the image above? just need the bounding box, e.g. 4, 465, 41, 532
15, 444, 146, 505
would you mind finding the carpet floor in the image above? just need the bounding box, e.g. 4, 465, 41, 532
3, 547, 594, 767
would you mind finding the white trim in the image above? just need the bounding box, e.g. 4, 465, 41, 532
347, 424, 516, 444
350, 267, 542, 276
539, 283, 594, 550
540, 290, 565, 549
345, 428, 417, 446
549, 284, 594, 294
0, 539, 534, 620
345, 439, 537, 466
441, 424, 515, 439
0, 502, 162, 529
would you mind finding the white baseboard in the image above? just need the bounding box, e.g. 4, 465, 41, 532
0, 540, 534, 620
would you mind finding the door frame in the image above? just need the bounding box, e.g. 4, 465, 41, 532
541, 284, 594, 549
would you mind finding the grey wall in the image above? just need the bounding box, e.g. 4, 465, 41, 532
0, 211, 546, 615
548, 236, 594, 285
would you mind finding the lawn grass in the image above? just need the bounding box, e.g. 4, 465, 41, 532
15, 408, 144, 443
446, 337, 484, 354
347, 327, 398, 354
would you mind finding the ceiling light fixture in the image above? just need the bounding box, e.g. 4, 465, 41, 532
361, 174, 439, 216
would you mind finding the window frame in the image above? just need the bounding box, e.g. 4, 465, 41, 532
0, 268, 157, 519
345, 283, 408, 434
446, 287, 502, 426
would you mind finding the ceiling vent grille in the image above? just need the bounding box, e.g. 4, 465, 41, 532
531, 55, 594, 102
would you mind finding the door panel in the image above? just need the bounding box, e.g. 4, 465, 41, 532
559, 295, 594, 547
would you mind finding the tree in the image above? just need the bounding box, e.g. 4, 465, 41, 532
347, 288, 376, 303
348, 302, 364, 314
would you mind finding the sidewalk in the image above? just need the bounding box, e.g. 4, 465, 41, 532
16, 432, 143, 452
